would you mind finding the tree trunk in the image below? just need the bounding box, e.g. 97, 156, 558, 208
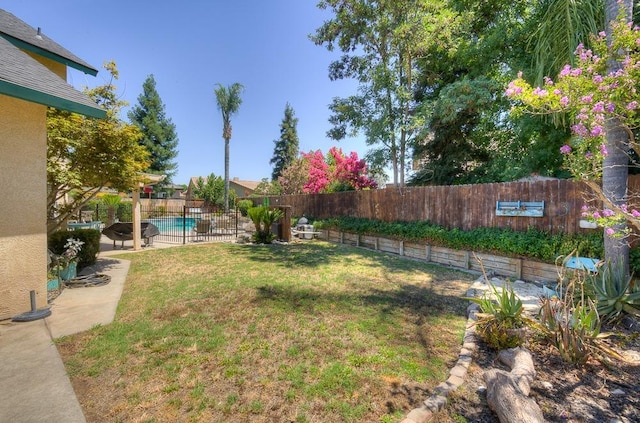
603, 0, 633, 274
224, 137, 230, 214
484, 347, 544, 423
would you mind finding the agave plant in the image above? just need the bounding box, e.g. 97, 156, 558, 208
467, 281, 526, 349
587, 260, 640, 322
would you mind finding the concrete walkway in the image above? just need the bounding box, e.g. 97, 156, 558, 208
0, 255, 130, 423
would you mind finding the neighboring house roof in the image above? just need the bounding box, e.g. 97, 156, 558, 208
230, 178, 261, 192
187, 176, 261, 196
0, 9, 105, 119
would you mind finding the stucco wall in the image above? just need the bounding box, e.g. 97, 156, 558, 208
0, 95, 47, 320
26, 51, 67, 80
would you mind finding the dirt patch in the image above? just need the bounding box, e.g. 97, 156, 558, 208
438, 315, 640, 423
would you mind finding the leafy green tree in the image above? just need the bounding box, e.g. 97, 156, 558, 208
192, 173, 235, 209
214, 83, 244, 213
128, 74, 179, 183
312, 0, 448, 187
254, 178, 282, 196
47, 61, 149, 234
411, 0, 547, 185
270, 103, 300, 181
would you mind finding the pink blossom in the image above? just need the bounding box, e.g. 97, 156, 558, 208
593, 75, 603, 83
627, 101, 638, 110
606, 228, 615, 236
602, 209, 615, 217
592, 102, 605, 113
600, 144, 608, 156
560, 144, 572, 154
560, 96, 569, 106
606, 102, 615, 113
570, 68, 583, 76
621, 204, 628, 213
532, 87, 548, 96
544, 77, 554, 86
553, 89, 562, 95
580, 94, 593, 104
559, 65, 572, 77
571, 123, 588, 137
585, 152, 593, 159
590, 126, 603, 137
593, 211, 602, 219
632, 209, 640, 218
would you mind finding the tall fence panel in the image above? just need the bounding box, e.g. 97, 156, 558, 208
251, 176, 640, 235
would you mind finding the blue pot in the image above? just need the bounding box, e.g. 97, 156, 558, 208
59, 261, 77, 281
47, 278, 59, 290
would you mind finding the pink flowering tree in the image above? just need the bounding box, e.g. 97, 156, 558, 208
280, 148, 378, 194
303, 150, 331, 194
328, 147, 378, 191
506, 13, 640, 253
278, 156, 310, 195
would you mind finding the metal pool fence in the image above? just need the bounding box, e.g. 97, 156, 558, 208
142, 205, 240, 243
88, 204, 243, 244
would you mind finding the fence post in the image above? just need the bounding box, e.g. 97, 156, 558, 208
183, 205, 187, 245
425, 245, 431, 262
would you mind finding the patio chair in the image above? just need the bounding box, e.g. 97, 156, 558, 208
102, 222, 160, 248
193, 219, 212, 241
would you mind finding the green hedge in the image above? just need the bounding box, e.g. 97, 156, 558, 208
48, 229, 101, 269
314, 217, 606, 265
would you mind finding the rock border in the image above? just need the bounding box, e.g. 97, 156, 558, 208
400, 299, 480, 423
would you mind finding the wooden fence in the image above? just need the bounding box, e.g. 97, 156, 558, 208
250, 176, 640, 235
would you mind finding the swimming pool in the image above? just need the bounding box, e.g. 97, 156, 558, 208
146, 217, 196, 234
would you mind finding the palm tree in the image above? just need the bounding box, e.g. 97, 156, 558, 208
530, 0, 633, 274
214, 83, 244, 213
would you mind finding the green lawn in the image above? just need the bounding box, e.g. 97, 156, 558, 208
57, 241, 475, 423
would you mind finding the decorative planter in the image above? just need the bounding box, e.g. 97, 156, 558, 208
47, 278, 60, 290
58, 261, 77, 281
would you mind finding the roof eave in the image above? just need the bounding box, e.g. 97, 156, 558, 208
0, 79, 106, 119
2, 33, 98, 76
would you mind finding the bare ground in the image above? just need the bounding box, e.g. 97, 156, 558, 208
436, 314, 640, 423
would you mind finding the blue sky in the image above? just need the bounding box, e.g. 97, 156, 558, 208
3, 1, 367, 185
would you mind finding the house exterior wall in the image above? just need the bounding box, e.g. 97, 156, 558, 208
0, 95, 47, 320
229, 181, 254, 198
25, 51, 67, 80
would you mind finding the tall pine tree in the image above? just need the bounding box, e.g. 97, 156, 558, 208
128, 74, 179, 183
270, 103, 299, 181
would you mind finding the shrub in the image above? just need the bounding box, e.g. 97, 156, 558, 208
314, 217, 607, 264
48, 229, 100, 269
237, 199, 254, 217
247, 206, 284, 244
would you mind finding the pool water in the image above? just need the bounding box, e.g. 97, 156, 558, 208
146, 217, 196, 234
